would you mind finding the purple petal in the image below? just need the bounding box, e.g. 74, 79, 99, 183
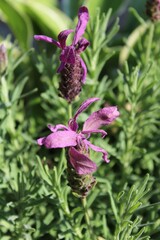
73, 6, 89, 45
37, 130, 77, 149
84, 140, 110, 163
83, 106, 120, 131
69, 147, 97, 175
80, 58, 87, 83
34, 35, 61, 48
69, 98, 100, 131
47, 124, 69, 132
37, 137, 46, 146
82, 129, 107, 138
74, 98, 100, 120
60, 46, 76, 64
76, 38, 90, 53
68, 119, 79, 132
57, 62, 65, 73
58, 29, 74, 49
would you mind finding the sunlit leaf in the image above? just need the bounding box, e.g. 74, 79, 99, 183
21, 0, 72, 38
0, 0, 33, 49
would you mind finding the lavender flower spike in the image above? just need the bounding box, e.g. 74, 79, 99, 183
37, 98, 120, 175
146, 0, 160, 21
34, 6, 90, 102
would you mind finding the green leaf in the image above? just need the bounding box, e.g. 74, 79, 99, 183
36, 156, 52, 186
0, 76, 9, 103
21, 0, 71, 38
119, 22, 150, 65
0, 0, 33, 49
11, 48, 33, 72
84, 0, 124, 17
133, 174, 150, 202
128, 202, 142, 214
11, 77, 28, 102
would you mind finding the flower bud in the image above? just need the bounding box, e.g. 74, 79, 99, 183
146, 0, 160, 21
66, 149, 96, 198
67, 161, 96, 198
0, 44, 8, 73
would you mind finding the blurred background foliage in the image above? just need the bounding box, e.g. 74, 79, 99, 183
0, 0, 148, 49
0, 0, 160, 239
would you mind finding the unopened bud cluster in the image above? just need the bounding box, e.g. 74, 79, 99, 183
0, 44, 8, 73
146, 0, 160, 21
67, 161, 96, 198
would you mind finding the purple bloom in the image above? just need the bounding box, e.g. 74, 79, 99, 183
0, 44, 8, 73
37, 98, 120, 175
34, 7, 89, 79
146, 0, 160, 21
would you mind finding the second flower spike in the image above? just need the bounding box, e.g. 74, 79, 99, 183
34, 6, 89, 102
37, 98, 119, 197
37, 98, 120, 175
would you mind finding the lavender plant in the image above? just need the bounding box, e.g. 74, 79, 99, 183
0, 1, 160, 240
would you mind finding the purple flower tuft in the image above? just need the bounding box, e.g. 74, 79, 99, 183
0, 44, 8, 73
34, 6, 90, 102
146, 0, 160, 21
37, 98, 120, 175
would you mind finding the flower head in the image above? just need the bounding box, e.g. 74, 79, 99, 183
34, 6, 89, 102
146, 0, 160, 21
37, 98, 120, 175
0, 44, 8, 73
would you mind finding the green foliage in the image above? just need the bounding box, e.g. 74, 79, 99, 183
0, 2, 160, 240
114, 174, 151, 240
0, 0, 71, 49
84, 9, 119, 81
0, 1, 33, 49
111, 63, 160, 174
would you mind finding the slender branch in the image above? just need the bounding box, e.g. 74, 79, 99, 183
81, 197, 96, 239
82, 197, 90, 225
68, 103, 73, 119
145, 22, 154, 64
